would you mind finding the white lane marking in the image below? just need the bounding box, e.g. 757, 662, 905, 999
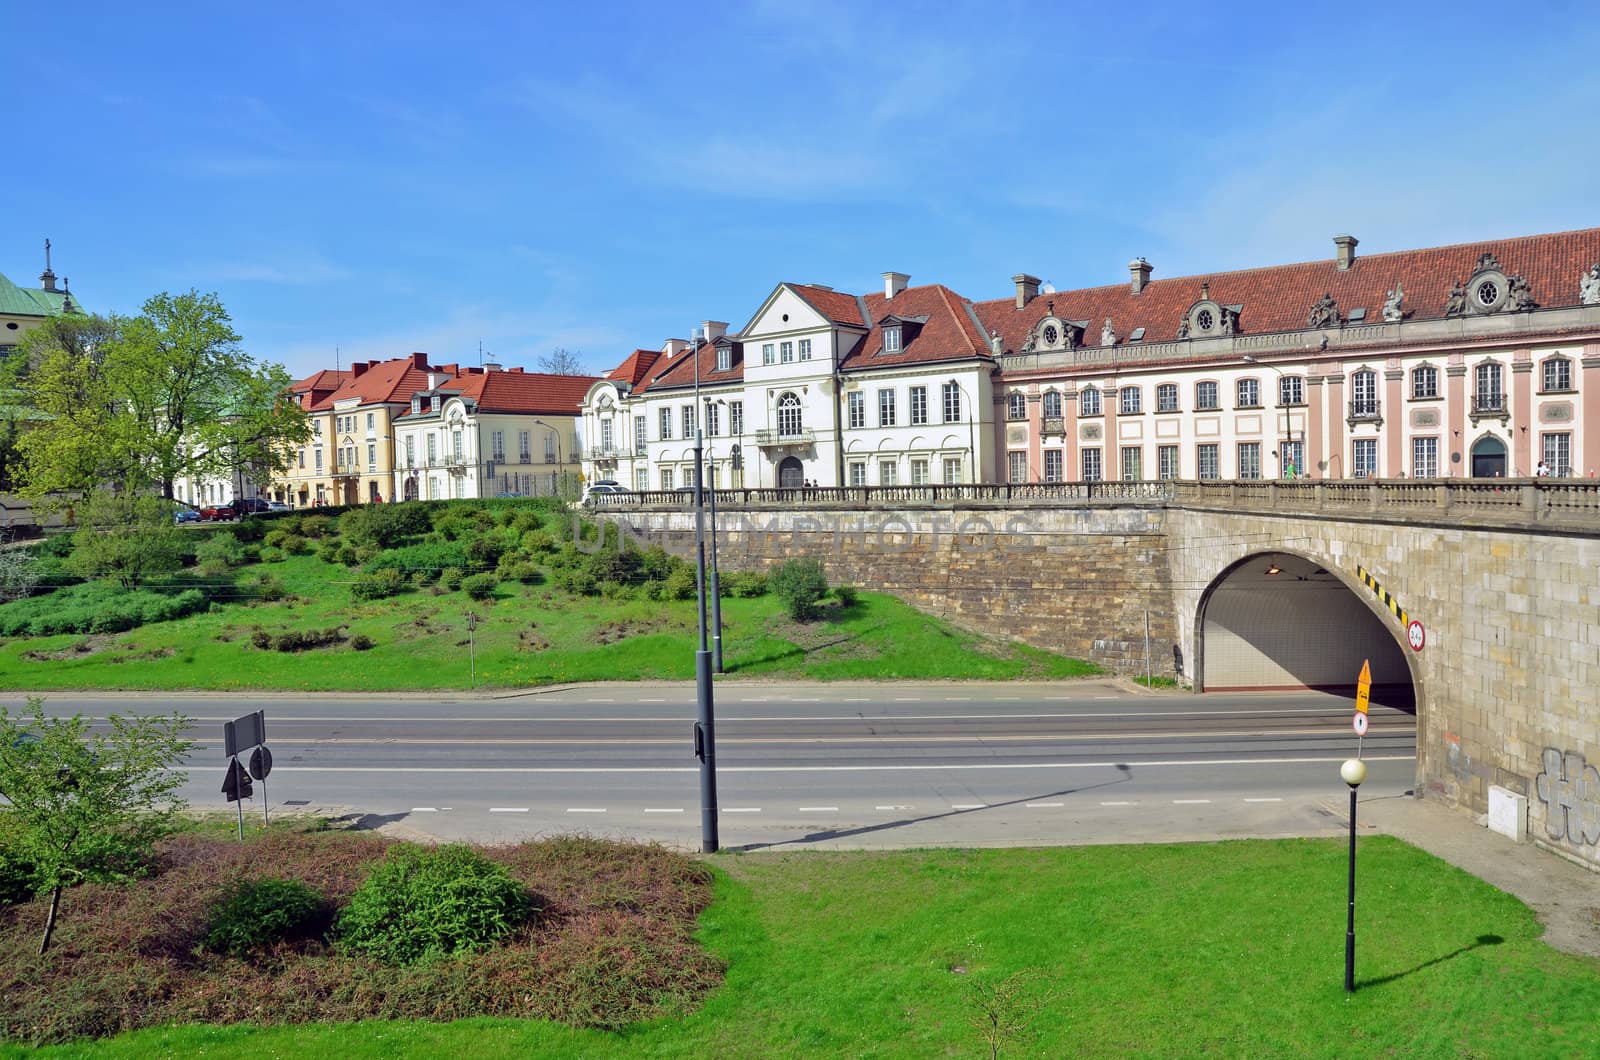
952, 803, 987, 810
1093, 696, 1118, 700
1244, 797, 1284, 803
168, 706, 1385, 724
893, 697, 917, 702
842, 698, 869, 703
875, 805, 914, 811
643, 808, 684, 814
567, 807, 607, 814
724, 807, 762, 813
1025, 802, 1064, 808
489, 807, 529, 813
997, 697, 1021, 702
794, 697, 821, 703
1100, 801, 1138, 806
1173, 799, 1213, 805
254, 754, 1416, 776
799, 806, 838, 812
946, 697, 972, 702
410, 807, 438, 812
587, 698, 616, 703
638, 698, 665, 703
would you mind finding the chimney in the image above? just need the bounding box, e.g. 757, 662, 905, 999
1333, 234, 1359, 271
351, 362, 369, 379
662, 338, 689, 357
410, 352, 428, 369
483, 361, 502, 372
701, 320, 728, 343
509, 366, 524, 373
1129, 257, 1153, 294
441, 363, 459, 375
1012, 273, 1041, 309
426, 371, 444, 389
883, 271, 910, 299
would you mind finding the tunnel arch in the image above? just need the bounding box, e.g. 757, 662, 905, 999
1193, 549, 1419, 711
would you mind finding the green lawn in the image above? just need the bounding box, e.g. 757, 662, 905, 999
14, 838, 1599, 1058
0, 551, 1092, 690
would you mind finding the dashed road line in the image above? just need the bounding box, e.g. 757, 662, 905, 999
724, 807, 762, 813
1025, 802, 1064, 808
1100, 801, 1138, 806
489, 807, 529, 813
952, 803, 987, 809
410, 807, 438, 813
1173, 799, 1213, 805
799, 806, 839, 812
875, 805, 914, 811
1243, 797, 1284, 803
566, 807, 606, 814
643, 808, 684, 814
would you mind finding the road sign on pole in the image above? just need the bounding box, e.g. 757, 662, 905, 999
1354, 658, 1372, 716
1352, 712, 1368, 736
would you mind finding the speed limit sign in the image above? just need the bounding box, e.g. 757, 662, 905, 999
1353, 712, 1369, 736
1407, 619, 1426, 652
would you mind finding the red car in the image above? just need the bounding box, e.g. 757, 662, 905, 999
199, 502, 238, 522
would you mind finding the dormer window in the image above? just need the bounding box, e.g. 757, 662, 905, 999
884, 325, 902, 352
410, 396, 421, 414
716, 346, 731, 372
430, 395, 440, 413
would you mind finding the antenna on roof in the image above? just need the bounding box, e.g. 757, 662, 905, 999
335, 346, 340, 372
478, 339, 483, 368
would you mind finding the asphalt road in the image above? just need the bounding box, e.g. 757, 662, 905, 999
12, 681, 1416, 850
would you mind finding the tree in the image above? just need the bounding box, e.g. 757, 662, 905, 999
538, 346, 589, 376
67, 490, 184, 588
11, 314, 130, 500
197, 362, 310, 499
0, 697, 193, 955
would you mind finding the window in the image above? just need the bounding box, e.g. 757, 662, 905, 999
1120, 387, 1142, 415
1079, 388, 1102, 416
635, 469, 650, 492
1081, 448, 1102, 481
405, 437, 415, 467
1353, 438, 1378, 478
659, 407, 673, 441
911, 458, 930, 485
1475, 363, 1504, 411
762, 343, 775, 366
411, 395, 421, 414
1238, 442, 1261, 480
427, 477, 439, 500
1282, 440, 1305, 477
492, 431, 505, 461
682, 404, 696, 439
1195, 381, 1219, 410
1412, 436, 1439, 479
911, 386, 929, 424
878, 388, 897, 427
849, 461, 867, 486
730, 401, 743, 435
1350, 369, 1379, 418
1197, 443, 1220, 480
780, 341, 794, 363
1543, 432, 1572, 475
1042, 391, 1062, 418
1043, 450, 1062, 482
298, 449, 306, 469
519, 430, 532, 462
942, 382, 961, 423
366, 412, 375, 431
1007, 392, 1027, 420
427, 436, 437, 465
1121, 447, 1142, 481
313, 420, 322, 437
633, 415, 647, 451
1411, 365, 1439, 399
1236, 378, 1260, 408
848, 391, 865, 428
1543, 357, 1572, 392
1007, 450, 1028, 483
541, 432, 556, 462
799, 338, 812, 360
942, 456, 963, 484
706, 403, 721, 437
1158, 445, 1179, 481
453, 432, 464, 463
1156, 383, 1179, 412
367, 442, 376, 467
660, 468, 674, 490
883, 326, 902, 352
716, 346, 731, 371
879, 460, 898, 486
1279, 376, 1304, 405
431, 395, 441, 412
777, 392, 803, 437
315, 449, 324, 471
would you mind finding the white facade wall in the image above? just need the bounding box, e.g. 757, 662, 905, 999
393, 398, 582, 501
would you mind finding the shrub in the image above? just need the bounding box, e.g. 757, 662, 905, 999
439, 567, 465, 591
833, 585, 859, 607
0, 838, 36, 906
351, 568, 407, 601
462, 573, 499, 601
203, 878, 324, 959
279, 534, 308, 555
297, 515, 334, 539
720, 571, 768, 598
316, 540, 343, 564
662, 566, 697, 601
67, 492, 184, 588
335, 844, 532, 966
256, 545, 285, 564
262, 529, 290, 549
363, 541, 470, 578
255, 574, 287, 601
498, 560, 542, 584
350, 634, 375, 651
520, 529, 558, 555
639, 546, 680, 582
0, 583, 208, 637
464, 533, 509, 569
251, 627, 345, 652
0, 550, 42, 602
338, 504, 433, 549
769, 558, 829, 621
556, 567, 597, 596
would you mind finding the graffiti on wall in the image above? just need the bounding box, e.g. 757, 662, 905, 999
1534, 748, 1600, 847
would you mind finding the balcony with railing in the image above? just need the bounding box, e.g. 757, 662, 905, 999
588, 445, 620, 463
754, 427, 816, 446
1346, 399, 1382, 426
1041, 416, 1065, 436
1470, 392, 1508, 423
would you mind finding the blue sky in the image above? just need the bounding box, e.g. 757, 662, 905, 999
7, 1, 1599, 381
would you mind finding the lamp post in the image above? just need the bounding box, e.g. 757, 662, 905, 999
705, 396, 727, 674
1340, 756, 1367, 992
947, 377, 977, 484
690, 329, 719, 852
532, 419, 563, 498
1241, 355, 1293, 479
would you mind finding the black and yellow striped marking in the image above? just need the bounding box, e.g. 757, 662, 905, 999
1356, 565, 1407, 627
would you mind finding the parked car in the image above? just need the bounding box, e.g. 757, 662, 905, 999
235, 498, 270, 514
579, 482, 630, 506
199, 502, 237, 522
266, 501, 290, 513
172, 504, 201, 524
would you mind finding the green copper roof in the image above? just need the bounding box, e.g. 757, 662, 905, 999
0, 271, 82, 318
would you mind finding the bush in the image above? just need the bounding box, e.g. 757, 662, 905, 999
203, 878, 324, 958
0, 582, 208, 637
351, 568, 407, 601
262, 529, 290, 550
279, 533, 308, 555
297, 515, 334, 539
363, 541, 470, 578
250, 627, 346, 652
0, 550, 42, 602
720, 571, 768, 598
256, 545, 285, 564
338, 504, 433, 549
520, 529, 558, 555
350, 634, 375, 651
462, 573, 499, 600
255, 574, 287, 601
464, 533, 509, 569
661, 566, 697, 601
833, 585, 859, 607
556, 567, 597, 596
439, 567, 465, 591
68, 492, 184, 588
498, 559, 542, 584
335, 844, 532, 966
0, 838, 36, 906
316, 539, 343, 564
769, 558, 829, 621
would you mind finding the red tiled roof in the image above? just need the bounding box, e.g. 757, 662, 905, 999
974, 226, 1600, 353
324, 357, 441, 407
632, 341, 744, 394
839, 283, 992, 372
790, 284, 867, 326
462, 369, 599, 415
606, 349, 661, 386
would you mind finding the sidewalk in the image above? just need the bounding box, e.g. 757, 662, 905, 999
1355, 792, 1600, 959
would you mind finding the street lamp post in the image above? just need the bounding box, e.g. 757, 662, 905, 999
705, 396, 726, 674
1340, 757, 1367, 992
532, 419, 563, 498
947, 377, 977, 484
1241, 355, 1293, 479
690, 330, 719, 852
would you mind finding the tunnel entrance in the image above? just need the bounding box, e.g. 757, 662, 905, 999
1196, 552, 1415, 709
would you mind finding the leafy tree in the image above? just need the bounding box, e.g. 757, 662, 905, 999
197, 362, 310, 501
67, 490, 184, 588
537, 346, 589, 376
769, 557, 830, 621
12, 315, 129, 500
0, 697, 193, 955
0, 548, 42, 601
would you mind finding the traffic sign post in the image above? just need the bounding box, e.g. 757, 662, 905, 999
249, 746, 273, 826
1353, 658, 1371, 755
222, 711, 271, 837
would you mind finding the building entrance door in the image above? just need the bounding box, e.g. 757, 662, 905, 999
778, 456, 804, 488
1470, 436, 1507, 478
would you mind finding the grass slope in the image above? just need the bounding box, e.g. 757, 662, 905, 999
15, 838, 1600, 1058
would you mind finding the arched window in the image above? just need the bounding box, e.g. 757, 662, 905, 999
1542, 356, 1573, 392
1042, 391, 1062, 418
1079, 387, 1102, 416
1006, 392, 1027, 420
1351, 369, 1378, 418
777, 392, 803, 437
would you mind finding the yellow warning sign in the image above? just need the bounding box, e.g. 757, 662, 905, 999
1355, 658, 1372, 716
